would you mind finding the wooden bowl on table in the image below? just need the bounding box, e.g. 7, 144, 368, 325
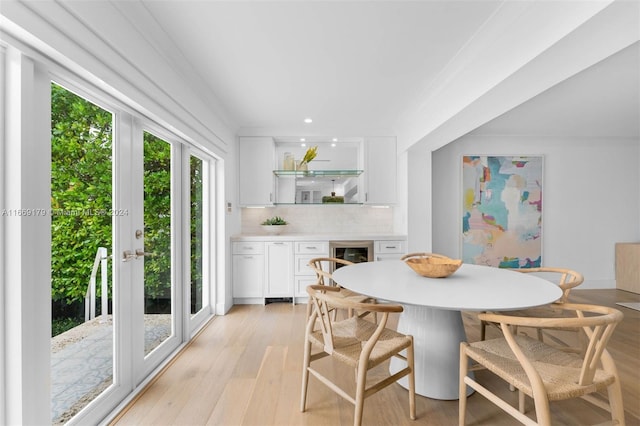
404, 255, 462, 278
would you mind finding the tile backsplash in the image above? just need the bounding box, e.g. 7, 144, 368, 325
242, 205, 395, 234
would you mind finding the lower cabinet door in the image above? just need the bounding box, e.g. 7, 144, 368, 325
265, 242, 294, 297
233, 254, 264, 298
296, 276, 318, 299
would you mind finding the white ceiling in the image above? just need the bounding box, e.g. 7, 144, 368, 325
129, 1, 638, 150
139, 0, 502, 134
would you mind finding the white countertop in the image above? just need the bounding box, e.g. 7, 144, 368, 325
231, 233, 406, 241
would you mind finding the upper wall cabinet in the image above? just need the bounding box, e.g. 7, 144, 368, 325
363, 137, 397, 205
238, 137, 275, 206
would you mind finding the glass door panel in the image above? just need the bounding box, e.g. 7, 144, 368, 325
190, 155, 204, 316
142, 131, 174, 356
50, 82, 114, 423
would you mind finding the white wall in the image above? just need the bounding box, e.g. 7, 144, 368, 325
405, 143, 432, 253
432, 135, 640, 288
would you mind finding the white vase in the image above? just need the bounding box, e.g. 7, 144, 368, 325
262, 225, 287, 235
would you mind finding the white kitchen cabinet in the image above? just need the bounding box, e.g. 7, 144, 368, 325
374, 239, 405, 261
231, 237, 405, 304
239, 136, 275, 206
294, 241, 329, 301
264, 242, 294, 299
364, 137, 397, 205
232, 242, 264, 301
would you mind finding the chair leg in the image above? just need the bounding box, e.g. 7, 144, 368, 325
300, 341, 312, 412
480, 320, 487, 341
607, 380, 626, 426
407, 337, 416, 420
518, 390, 526, 413
531, 387, 552, 426
305, 300, 312, 320
353, 365, 367, 426
459, 342, 469, 426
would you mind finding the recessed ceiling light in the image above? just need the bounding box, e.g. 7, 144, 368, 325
332, 138, 338, 142
304, 118, 313, 123
331, 143, 336, 147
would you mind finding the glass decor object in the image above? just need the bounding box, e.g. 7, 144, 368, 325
283, 152, 295, 171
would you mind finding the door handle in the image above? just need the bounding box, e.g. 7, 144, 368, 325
135, 249, 155, 258
122, 250, 136, 262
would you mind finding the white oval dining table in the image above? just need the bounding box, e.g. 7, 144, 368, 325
332, 260, 562, 400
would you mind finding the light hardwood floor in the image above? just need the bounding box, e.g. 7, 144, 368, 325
112, 289, 639, 426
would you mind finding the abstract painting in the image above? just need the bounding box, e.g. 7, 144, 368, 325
462, 155, 543, 268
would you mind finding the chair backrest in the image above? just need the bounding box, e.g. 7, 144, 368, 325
306, 285, 403, 355
308, 257, 354, 286
511, 267, 584, 303
400, 252, 449, 261
479, 303, 623, 386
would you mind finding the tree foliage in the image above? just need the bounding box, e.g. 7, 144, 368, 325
143, 132, 172, 305
51, 84, 195, 314
190, 156, 204, 314
51, 83, 113, 305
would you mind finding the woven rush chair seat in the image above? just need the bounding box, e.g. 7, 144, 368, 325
307, 315, 411, 369
301, 285, 415, 426
460, 303, 625, 426
465, 335, 616, 401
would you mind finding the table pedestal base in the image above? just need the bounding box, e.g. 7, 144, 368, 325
389, 305, 474, 400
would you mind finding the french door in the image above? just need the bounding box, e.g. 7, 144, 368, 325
51, 81, 214, 424
126, 121, 214, 385
127, 123, 183, 382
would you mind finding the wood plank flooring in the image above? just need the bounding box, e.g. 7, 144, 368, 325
112, 289, 639, 425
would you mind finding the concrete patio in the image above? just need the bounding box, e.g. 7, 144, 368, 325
51, 315, 171, 424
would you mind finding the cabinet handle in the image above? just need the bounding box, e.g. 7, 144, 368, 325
244, 256, 254, 259
273, 242, 284, 245
305, 246, 317, 250
242, 246, 254, 250
386, 245, 397, 249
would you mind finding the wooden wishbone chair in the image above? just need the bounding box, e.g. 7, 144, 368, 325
301, 285, 416, 426
460, 303, 625, 426
480, 267, 585, 352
